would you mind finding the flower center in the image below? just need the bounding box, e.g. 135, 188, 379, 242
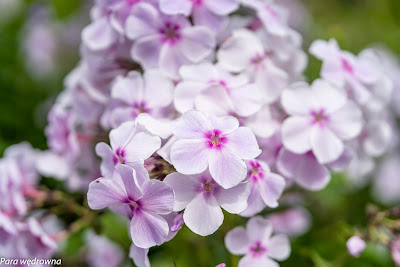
127, 0, 140, 6
203, 182, 214, 192
205, 130, 227, 149
311, 109, 329, 126
113, 148, 125, 165
250, 241, 267, 258
341, 57, 354, 74
251, 53, 266, 69
248, 161, 264, 182
190, 0, 202, 5
133, 101, 150, 116
160, 22, 181, 44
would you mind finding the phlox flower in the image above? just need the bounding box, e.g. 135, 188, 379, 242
170, 110, 261, 189
164, 170, 250, 236
225, 216, 290, 267
159, 0, 239, 31
346, 236, 366, 257
87, 164, 175, 248
109, 69, 174, 128
310, 39, 382, 105
85, 231, 124, 267
125, 3, 215, 78
174, 63, 264, 117
266, 207, 311, 237
217, 29, 289, 103
240, 160, 285, 217
281, 79, 362, 164
96, 121, 161, 178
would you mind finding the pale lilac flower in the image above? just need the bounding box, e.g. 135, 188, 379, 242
85, 231, 124, 267
126, 3, 216, 78
266, 208, 311, 237
281, 79, 362, 164
276, 148, 330, 191
164, 170, 250, 236
109, 69, 174, 128
174, 63, 264, 117
217, 29, 289, 103
96, 121, 161, 178
170, 110, 261, 189
346, 236, 366, 257
82, 14, 119, 51
373, 155, 400, 205
310, 39, 382, 105
225, 216, 290, 267
240, 160, 285, 217
159, 0, 239, 31
87, 164, 174, 248
0, 212, 17, 245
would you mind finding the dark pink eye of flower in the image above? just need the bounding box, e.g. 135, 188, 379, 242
132, 101, 150, 115
160, 22, 182, 44
248, 161, 264, 182
251, 53, 267, 69
127, 0, 140, 6
205, 129, 227, 148
311, 109, 329, 126
113, 148, 126, 165
250, 241, 267, 257
203, 182, 214, 192
190, 0, 202, 5
341, 57, 354, 74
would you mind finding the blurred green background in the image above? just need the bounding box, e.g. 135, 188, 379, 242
0, 0, 399, 266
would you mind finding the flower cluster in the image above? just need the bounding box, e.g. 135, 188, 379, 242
1, 0, 400, 266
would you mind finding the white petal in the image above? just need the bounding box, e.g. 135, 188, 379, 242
266, 234, 291, 261
281, 116, 312, 154
311, 127, 343, 164
224, 127, 261, 159
170, 139, 210, 174
224, 227, 250, 255
164, 172, 198, 211
215, 182, 250, 214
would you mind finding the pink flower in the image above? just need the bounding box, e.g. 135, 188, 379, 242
87, 164, 175, 248
346, 236, 366, 257
109, 70, 174, 128
391, 238, 400, 266
164, 170, 250, 236
174, 63, 264, 117
266, 207, 311, 237
96, 121, 161, 178
240, 160, 285, 217
217, 29, 289, 103
85, 231, 124, 267
225, 216, 291, 267
159, 0, 239, 31
281, 79, 362, 164
310, 39, 382, 105
126, 3, 215, 78
170, 110, 261, 189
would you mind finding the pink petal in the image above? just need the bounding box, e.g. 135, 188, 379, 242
266, 234, 291, 261
204, 0, 239, 15
259, 173, 285, 208
174, 81, 209, 113
281, 116, 312, 154
192, 5, 227, 31
173, 110, 211, 139
129, 243, 150, 267
125, 3, 158, 40
124, 132, 161, 163
159, 0, 192, 15
311, 79, 346, 113
230, 83, 264, 117
240, 185, 266, 217
255, 62, 289, 103
207, 114, 239, 135
281, 86, 318, 116
111, 71, 144, 104
115, 164, 143, 201
139, 180, 174, 214
179, 26, 215, 63
183, 193, 224, 236
164, 172, 198, 211
143, 69, 174, 108
132, 35, 162, 69
310, 126, 343, 164
214, 182, 250, 214
159, 42, 189, 79
170, 139, 210, 174
224, 127, 261, 159
82, 17, 117, 51
209, 148, 247, 189
246, 216, 272, 242
130, 211, 169, 248
224, 227, 250, 255
195, 84, 233, 116
329, 102, 362, 140
110, 121, 136, 150
136, 114, 173, 139
179, 63, 218, 82
87, 178, 126, 210
239, 255, 279, 267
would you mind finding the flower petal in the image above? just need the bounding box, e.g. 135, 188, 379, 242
130, 211, 169, 248
159, 0, 192, 15
132, 35, 162, 69
87, 178, 126, 210
224, 226, 250, 255
183, 193, 224, 236
170, 139, 210, 174
266, 234, 291, 261
329, 102, 362, 140
125, 3, 158, 40
259, 173, 285, 208
124, 132, 161, 163
173, 110, 211, 139
238, 255, 279, 267
115, 164, 143, 201
209, 148, 247, 189
129, 243, 150, 267
215, 182, 250, 214
224, 127, 261, 159
164, 172, 199, 211
246, 216, 272, 242
311, 126, 343, 164
204, 0, 239, 15
139, 180, 174, 214
281, 116, 312, 154
180, 26, 215, 63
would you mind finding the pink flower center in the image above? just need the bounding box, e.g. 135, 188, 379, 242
205, 129, 227, 149
127, 0, 140, 6
203, 182, 214, 192
160, 22, 182, 45
341, 57, 354, 74
190, 0, 202, 5
311, 109, 329, 126
113, 148, 126, 165
248, 161, 264, 182
250, 241, 267, 258
209, 80, 231, 95
132, 101, 150, 117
